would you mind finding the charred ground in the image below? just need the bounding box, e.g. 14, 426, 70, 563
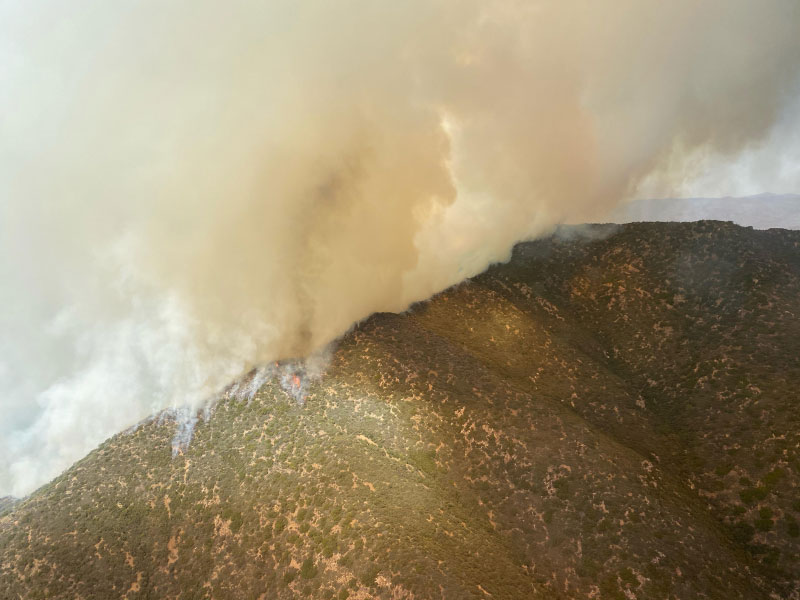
1, 221, 799, 599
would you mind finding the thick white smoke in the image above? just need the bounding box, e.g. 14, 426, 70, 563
2, 1, 799, 496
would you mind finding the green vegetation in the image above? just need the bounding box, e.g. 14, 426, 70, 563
300, 556, 318, 579
741, 486, 769, 504
786, 515, 800, 538
756, 507, 775, 532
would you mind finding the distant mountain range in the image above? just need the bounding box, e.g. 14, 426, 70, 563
610, 194, 800, 229
1, 221, 799, 599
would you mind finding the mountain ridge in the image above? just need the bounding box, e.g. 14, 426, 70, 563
2, 221, 799, 599
609, 195, 800, 229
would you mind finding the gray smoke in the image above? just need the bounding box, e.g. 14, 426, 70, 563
1, 0, 799, 496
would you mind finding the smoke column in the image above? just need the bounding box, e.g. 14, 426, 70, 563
1, 1, 799, 496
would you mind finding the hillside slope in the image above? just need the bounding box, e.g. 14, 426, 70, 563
1, 221, 799, 599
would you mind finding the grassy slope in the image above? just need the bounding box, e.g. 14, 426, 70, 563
1, 221, 798, 599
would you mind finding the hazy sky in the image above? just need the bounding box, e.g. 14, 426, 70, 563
1, 0, 799, 497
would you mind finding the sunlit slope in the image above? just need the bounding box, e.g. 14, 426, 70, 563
2, 221, 799, 599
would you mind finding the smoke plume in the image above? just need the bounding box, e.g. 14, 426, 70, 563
2, 0, 799, 496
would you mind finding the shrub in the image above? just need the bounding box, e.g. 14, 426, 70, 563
359, 564, 380, 587
763, 468, 784, 487
283, 569, 298, 584
785, 515, 799, 538
755, 517, 773, 532
274, 517, 288, 534
730, 522, 755, 545
300, 557, 318, 579
739, 487, 768, 504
